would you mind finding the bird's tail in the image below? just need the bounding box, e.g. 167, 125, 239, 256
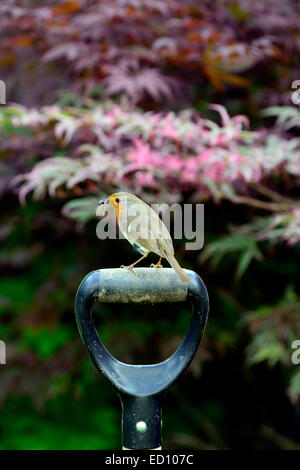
161, 247, 190, 283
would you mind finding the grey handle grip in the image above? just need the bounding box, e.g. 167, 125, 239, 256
96, 268, 190, 303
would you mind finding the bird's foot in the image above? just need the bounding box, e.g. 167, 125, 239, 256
150, 262, 163, 268
150, 258, 162, 268
120, 265, 138, 276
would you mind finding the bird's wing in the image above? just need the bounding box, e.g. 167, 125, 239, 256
127, 221, 161, 255
116, 194, 186, 276
122, 200, 175, 257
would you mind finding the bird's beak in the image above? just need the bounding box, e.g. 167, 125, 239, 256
98, 198, 109, 206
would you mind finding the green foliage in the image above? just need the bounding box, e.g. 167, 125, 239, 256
289, 370, 300, 404
246, 328, 286, 367
0, 393, 119, 450
0, 278, 34, 316
200, 234, 263, 281
243, 287, 300, 369
62, 197, 100, 225
20, 327, 73, 358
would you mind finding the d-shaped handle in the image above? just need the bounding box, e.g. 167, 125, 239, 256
75, 268, 209, 449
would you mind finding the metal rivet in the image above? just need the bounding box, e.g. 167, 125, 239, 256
136, 421, 147, 433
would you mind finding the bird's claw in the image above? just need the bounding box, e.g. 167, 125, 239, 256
120, 265, 137, 276
150, 263, 163, 268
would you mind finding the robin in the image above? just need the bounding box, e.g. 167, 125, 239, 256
98, 192, 190, 283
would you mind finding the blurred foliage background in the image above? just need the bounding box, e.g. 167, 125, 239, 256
1, 0, 300, 450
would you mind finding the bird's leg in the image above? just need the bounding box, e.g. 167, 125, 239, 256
150, 256, 163, 268
120, 254, 148, 275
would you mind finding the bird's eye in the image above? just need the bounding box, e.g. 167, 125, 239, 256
115, 197, 120, 203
